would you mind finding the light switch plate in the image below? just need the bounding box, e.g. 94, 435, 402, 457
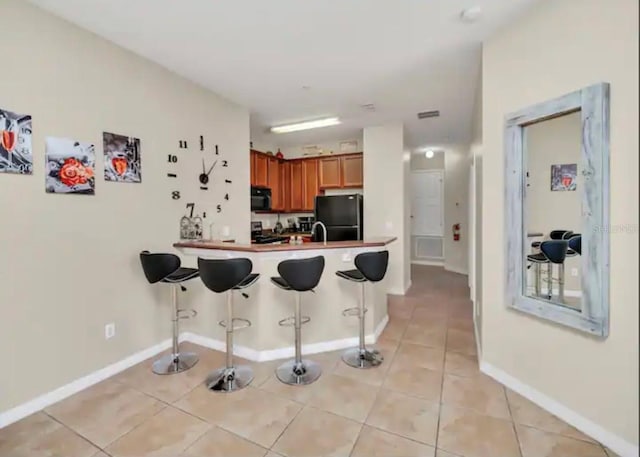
342, 252, 352, 262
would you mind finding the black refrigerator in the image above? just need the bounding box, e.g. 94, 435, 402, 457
314, 194, 363, 241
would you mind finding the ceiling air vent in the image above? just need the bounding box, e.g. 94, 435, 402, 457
417, 110, 440, 119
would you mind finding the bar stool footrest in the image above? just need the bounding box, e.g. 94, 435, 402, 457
278, 315, 311, 327
341, 306, 368, 317
177, 308, 197, 320
218, 317, 252, 331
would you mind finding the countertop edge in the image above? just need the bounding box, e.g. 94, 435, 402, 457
173, 237, 397, 253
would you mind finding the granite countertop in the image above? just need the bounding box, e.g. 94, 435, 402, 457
173, 237, 397, 253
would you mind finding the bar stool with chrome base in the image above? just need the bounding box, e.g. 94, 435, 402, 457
336, 250, 389, 369
568, 234, 581, 255
139, 251, 200, 375
271, 256, 325, 385
198, 257, 260, 392
540, 240, 569, 300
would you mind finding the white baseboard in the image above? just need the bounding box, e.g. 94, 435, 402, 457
0, 338, 172, 430
480, 361, 638, 457
411, 259, 444, 267
182, 315, 390, 363
388, 281, 412, 296
473, 317, 482, 358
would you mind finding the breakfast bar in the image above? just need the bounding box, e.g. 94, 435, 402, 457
173, 237, 396, 360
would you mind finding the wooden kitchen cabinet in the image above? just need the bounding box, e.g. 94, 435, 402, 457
281, 161, 291, 212
289, 160, 304, 211
268, 157, 284, 211
302, 158, 319, 211
318, 157, 342, 188
252, 151, 269, 188
341, 154, 363, 187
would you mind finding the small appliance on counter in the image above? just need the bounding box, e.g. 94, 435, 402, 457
314, 194, 363, 241
286, 217, 299, 232
298, 216, 315, 233
274, 214, 285, 235
251, 186, 272, 211
250, 221, 289, 244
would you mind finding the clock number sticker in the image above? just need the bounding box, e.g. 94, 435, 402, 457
168, 154, 178, 163
216, 204, 222, 213
222, 160, 228, 167
224, 193, 229, 201
172, 191, 181, 200
215, 145, 219, 155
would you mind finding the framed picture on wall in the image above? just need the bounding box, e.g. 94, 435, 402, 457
550, 163, 577, 191
45, 137, 95, 195
103, 132, 141, 183
0, 107, 32, 175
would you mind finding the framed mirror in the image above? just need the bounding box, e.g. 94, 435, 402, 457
504, 82, 609, 337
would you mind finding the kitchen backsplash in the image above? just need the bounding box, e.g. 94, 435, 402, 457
251, 212, 312, 230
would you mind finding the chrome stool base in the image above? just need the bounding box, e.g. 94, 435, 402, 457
276, 359, 322, 386
152, 351, 199, 375
206, 365, 254, 392
342, 347, 383, 369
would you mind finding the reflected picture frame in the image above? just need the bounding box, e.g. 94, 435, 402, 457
504, 82, 610, 337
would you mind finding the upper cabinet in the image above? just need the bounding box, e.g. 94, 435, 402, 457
319, 154, 363, 188
249, 149, 362, 213
251, 150, 269, 187
318, 157, 342, 189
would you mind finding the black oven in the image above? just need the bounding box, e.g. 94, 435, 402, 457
251, 186, 272, 211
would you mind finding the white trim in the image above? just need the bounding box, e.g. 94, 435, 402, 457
388, 280, 412, 296
473, 317, 482, 358
411, 259, 444, 267
182, 315, 389, 363
445, 265, 468, 276
0, 338, 172, 429
480, 361, 638, 457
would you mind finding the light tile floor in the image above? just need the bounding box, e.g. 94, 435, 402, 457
0, 265, 618, 457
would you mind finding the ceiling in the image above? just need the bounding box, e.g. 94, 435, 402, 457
28, 0, 538, 150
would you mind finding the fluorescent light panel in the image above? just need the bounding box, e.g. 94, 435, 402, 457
271, 117, 340, 134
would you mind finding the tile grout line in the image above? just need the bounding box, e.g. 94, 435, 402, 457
433, 316, 449, 453
503, 384, 525, 457
43, 410, 113, 456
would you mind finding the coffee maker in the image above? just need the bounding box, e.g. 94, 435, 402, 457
298, 216, 315, 233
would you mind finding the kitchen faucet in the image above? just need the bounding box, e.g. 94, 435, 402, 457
311, 221, 327, 246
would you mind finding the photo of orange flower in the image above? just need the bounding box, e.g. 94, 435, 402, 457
45, 137, 95, 195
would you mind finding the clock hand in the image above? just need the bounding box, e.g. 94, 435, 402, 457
206, 160, 218, 176
202, 158, 206, 174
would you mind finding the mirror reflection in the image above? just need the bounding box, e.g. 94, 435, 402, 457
524, 111, 583, 310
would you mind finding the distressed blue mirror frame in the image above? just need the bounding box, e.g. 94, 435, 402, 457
504, 82, 610, 337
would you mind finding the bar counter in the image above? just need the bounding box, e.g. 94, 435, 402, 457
174, 237, 396, 360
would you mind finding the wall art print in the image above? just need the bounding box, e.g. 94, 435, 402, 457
103, 132, 141, 183
45, 137, 95, 195
550, 163, 577, 191
0, 107, 32, 174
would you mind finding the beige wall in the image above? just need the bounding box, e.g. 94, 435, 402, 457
0, 0, 249, 413
363, 123, 409, 294
411, 150, 445, 170
526, 111, 582, 292
470, 69, 483, 344
482, 0, 638, 446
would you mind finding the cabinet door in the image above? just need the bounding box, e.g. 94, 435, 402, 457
302, 159, 319, 211
319, 157, 342, 188
281, 161, 291, 212
341, 154, 363, 187
253, 154, 269, 188
268, 157, 282, 210
250, 152, 256, 186
289, 160, 303, 211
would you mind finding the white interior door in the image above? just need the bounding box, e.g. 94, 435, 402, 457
411, 171, 444, 236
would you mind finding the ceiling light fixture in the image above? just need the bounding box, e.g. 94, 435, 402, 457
270, 117, 341, 134
425, 149, 435, 159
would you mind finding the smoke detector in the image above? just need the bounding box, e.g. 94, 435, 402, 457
417, 110, 440, 119
460, 6, 482, 23
361, 103, 376, 112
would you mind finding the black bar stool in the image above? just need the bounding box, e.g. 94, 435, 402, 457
198, 257, 260, 392
271, 256, 325, 385
540, 240, 569, 300
139, 251, 199, 375
336, 250, 389, 368
531, 229, 573, 251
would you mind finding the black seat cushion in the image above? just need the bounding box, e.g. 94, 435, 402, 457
198, 257, 253, 293
355, 250, 389, 282
527, 252, 548, 263
163, 267, 199, 283
540, 240, 569, 264
336, 269, 366, 282
234, 273, 260, 289
271, 276, 291, 290
531, 241, 542, 248
568, 235, 581, 255
139, 251, 181, 284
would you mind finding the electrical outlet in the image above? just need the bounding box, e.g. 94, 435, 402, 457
342, 252, 352, 262
571, 268, 579, 277
105, 323, 115, 340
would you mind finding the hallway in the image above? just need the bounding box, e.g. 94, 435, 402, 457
0, 267, 611, 457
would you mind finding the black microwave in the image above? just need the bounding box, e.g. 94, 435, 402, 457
251, 186, 272, 211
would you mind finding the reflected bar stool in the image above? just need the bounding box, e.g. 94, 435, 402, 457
139, 251, 200, 375
336, 250, 389, 369
198, 257, 260, 392
271, 256, 325, 385
568, 235, 582, 255
531, 229, 573, 251
540, 240, 569, 301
